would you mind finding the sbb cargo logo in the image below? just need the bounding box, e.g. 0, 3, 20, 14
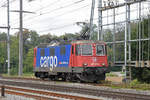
40, 56, 57, 68
59, 61, 68, 64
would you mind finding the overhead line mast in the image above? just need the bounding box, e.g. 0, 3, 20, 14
19, 0, 23, 76
89, 0, 95, 39
98, 0, 102, 40
7, 0, 10, 75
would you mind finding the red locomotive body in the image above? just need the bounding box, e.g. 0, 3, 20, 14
69, 40, 108, 68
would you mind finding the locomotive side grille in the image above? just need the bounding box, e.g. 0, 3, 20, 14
40, 48, 45, 56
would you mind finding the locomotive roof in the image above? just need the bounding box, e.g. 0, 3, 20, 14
71, 40, 105, 44
37, 41, 71, 48
37, 40, 105, 48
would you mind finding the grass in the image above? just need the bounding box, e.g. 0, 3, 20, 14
128, 79, 150, 90
2, 73, 35, 78
100, 79, 150, 91
106, 72, 118, 77
120, 72, 125, 74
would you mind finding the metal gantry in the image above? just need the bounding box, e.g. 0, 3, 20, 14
97, 0, 150, 81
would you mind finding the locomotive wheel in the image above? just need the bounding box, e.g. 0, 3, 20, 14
94, 80, 100, 83
66, 76, 70, 82
48, 77, 55, 81
65, 73, 72, 82
76, 73, 90, 82
76, 73, 106, 83
40, 77, 45, 80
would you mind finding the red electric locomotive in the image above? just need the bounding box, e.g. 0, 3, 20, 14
33, 40, 109, 83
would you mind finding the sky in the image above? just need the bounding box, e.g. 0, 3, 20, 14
0, 0, 149, 36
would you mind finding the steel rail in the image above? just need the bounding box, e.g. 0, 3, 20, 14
0, 79, 150, 100
2, 86, 98, 100
0, 89, 57, 100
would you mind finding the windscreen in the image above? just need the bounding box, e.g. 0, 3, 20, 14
96, 45, 105, 56
76, 44, 92, 56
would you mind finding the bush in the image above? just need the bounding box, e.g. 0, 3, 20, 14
132, 67, 150, 83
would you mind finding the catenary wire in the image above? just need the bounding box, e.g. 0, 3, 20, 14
10, 0, 87, 25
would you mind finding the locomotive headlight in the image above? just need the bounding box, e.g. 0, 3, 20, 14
102, 63, 105, 66
83, 63, 88, 66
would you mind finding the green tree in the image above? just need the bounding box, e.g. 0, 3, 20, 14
10, 35, 19, 75
0, 32, 7, 74
23, 47, 34, 73
39, 33, 53, 43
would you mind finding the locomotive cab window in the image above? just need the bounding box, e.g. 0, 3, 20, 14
76, 44, 92, 56
96, 45, 105, 56
60, 46, 66, 55
81, 44, 92, 56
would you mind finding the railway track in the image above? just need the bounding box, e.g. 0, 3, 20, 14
0, 85, 98, 100
0, 78, 150, 100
